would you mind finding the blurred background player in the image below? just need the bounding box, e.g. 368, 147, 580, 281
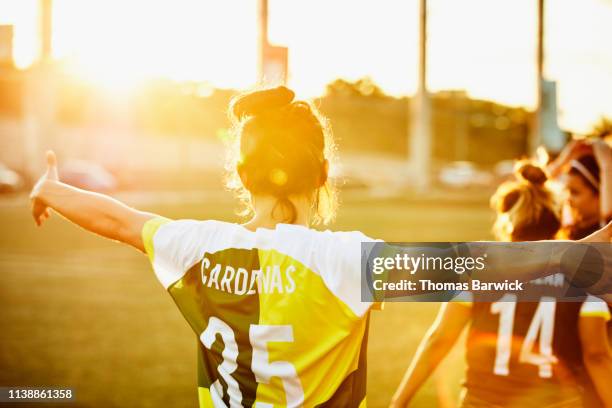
547, 136, 612, 407
547, 138, 612, 240
389, 162, 612, 408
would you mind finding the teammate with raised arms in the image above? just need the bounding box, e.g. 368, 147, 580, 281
390, 163, 612, 408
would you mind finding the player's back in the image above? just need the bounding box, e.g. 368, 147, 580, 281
142, 216, 376, 407
461, 279, 601, 408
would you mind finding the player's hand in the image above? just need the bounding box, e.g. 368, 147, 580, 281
561, 139, 592, 164
592, 139, 612, 169
547, 139, 591, 178
29, 150, 59, 227
579, 220, 612, 243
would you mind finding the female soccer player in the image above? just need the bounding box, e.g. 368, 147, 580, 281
30, 87, 380, 407
547, 138, 612, 240
389, 163, 612, 408
551, 137, 612, 407
30, 87, 611, 407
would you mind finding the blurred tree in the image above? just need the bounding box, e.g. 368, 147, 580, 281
590, 117, 612, 139
325, 77, 384, 98
320, 77, 529, 165
1, 72, 534, 166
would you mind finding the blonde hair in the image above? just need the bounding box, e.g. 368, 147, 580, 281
490, 161, 560, 241
225, 86, 338, 225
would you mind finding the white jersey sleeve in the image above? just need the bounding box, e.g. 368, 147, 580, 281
141, 216, 227, 289
312, 229, 382, 318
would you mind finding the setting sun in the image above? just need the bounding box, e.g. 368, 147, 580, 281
1, 0, 612, 132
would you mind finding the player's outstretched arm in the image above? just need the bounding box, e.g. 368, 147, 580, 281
389, 303, 471, 408
463, 222, 612, 299
593, 139, 612, 225
29, 150, 157, 253
546, 139, 591, 179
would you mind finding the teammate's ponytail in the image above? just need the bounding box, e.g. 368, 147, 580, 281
226, 86, 338, 225
491, 161, 560, 241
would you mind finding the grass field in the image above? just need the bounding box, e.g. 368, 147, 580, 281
0, 189, 494, 408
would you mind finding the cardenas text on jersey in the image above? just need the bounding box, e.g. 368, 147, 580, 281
200, 257, 297, 295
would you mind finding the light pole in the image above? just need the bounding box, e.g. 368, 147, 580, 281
531, 0, 545, 154
23, 0, 56, 180
257, 0, 288, 85
409, 0, 431, 190
257, 0, 268, 81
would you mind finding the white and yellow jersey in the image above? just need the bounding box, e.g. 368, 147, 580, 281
142, 216, 380, 408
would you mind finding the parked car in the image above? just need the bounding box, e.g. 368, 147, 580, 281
59, 160, 117, 192
493, 160, 515, 181
438, 161, 493, 188
0, 162, 24, 193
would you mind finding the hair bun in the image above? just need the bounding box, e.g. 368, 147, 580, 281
231, 86, 295, 120
500, 190, 521, 212
516, 162, 547, 185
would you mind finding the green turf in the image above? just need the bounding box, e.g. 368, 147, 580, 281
0, 190, 493, 407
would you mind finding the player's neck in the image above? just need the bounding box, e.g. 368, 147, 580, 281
242, 195, 311, 231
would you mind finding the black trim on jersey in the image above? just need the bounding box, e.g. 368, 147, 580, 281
171, 248, 261, 408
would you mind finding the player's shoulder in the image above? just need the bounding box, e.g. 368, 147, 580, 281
145, 217, 379, 260
256, 223, 379, 249
148, 216, 375, 240
143, 217, 246, 259
149, 217, 260, 243
144, 215, 230, 236
306, 226, 379, 245
150, 216, 231, 230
